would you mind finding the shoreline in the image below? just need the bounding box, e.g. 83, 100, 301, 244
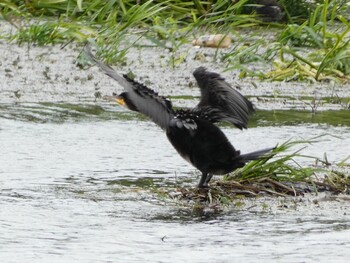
1, 21, 349, 110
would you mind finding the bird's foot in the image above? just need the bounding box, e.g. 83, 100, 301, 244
203, 174, 213, 187
197, 183, 210, 189
198, 173, 213, 188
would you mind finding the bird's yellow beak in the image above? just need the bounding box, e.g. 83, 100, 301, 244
103, 95, 125, 106
116, 97, 126, 106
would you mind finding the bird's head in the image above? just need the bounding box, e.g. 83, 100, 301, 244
193, 66, 222, 91
193, 67, 209, 89
103, 92, 138, 112
193, 66, 207, 79
115, 92, 127, 106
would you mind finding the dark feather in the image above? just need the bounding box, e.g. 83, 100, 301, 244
85, 46, 134, 91
238, 147, 275, 161
85, 46, 174, 130
193, 67, 254, 129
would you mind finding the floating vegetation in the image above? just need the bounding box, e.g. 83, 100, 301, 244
157, 137, 350, 207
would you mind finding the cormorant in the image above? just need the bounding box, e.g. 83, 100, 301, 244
86, 48, 273, 188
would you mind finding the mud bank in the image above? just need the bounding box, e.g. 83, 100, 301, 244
1, 21, 349, 111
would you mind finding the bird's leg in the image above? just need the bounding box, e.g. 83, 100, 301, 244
203, 174, 213, 187
198, 172, 208, 188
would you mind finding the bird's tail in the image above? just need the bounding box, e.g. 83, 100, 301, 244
239, 147, 275, 161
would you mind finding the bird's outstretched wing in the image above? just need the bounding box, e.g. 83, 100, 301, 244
85, 46, 174, 130
193, 67, 254, 129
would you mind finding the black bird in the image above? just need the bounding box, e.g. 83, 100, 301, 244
86, 49, 272, 188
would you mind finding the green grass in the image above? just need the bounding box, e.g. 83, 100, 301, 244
275, 1, 350, 82
224, 1, 350, 83
168, 136, 349, 206
228, 138, 322, 182
1, 1, 350, 78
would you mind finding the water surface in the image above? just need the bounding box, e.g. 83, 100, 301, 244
1, 103, 349, 262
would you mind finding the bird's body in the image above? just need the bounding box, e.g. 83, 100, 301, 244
167, 116, 244, 185
86, 48, 272, 187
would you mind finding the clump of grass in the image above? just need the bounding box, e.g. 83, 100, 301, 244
8, 20, 96, 45
92, 1, 167, 64
223, 39, 273, 65
166, 136, 349, 206
228, 138, 320, 182
267, 47, 350, 84
146, 17, 192, 68
222, 1, 350, 83
265, 1, 350, 82
323, 170, 350, 195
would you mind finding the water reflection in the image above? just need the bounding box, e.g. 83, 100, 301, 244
0, 102, 349, 126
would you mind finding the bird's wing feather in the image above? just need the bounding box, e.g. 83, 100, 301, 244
85, 46, 135, 91
191, 107, 247, 129
193, 67, 254, 129
85, 46, 173, 130
121, 75, 174, 130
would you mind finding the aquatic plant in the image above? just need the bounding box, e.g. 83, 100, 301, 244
223, 0, 350, 83
1, 0, 350, 76
8, 20, 95, 46
169, 136, 350, 206
269, 0, 350, 82
228, 138, 320, 182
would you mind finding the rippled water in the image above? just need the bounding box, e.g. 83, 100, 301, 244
1, 103, 350, 262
